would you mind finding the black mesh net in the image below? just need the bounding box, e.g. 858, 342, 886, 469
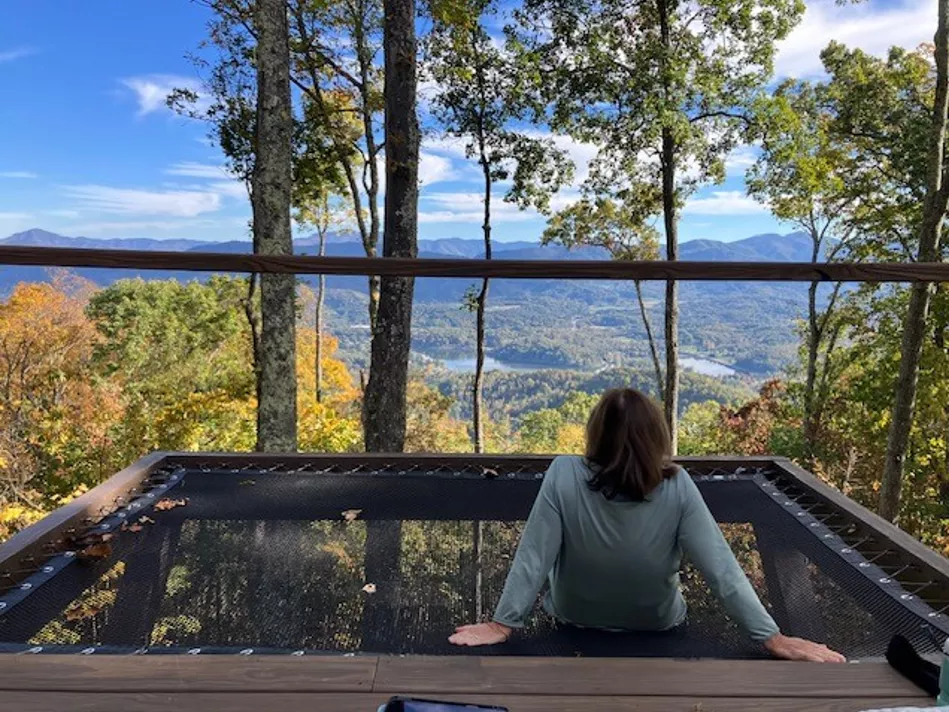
0, 462, 946, 659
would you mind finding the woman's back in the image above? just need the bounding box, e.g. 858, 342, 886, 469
520, 455, 690, 631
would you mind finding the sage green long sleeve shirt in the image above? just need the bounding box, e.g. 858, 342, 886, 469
492, 455, 780, 642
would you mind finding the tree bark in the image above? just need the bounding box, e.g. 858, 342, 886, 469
363, 0, 419, 452
803, 236, 821, 464
315, 226, 326, 404
253, 0, 297, 452
635, 279, 663, 399
661, 128, 679, 453
880, 0, 949, 521
658, 0, 678, 452
474, 156, 492, 454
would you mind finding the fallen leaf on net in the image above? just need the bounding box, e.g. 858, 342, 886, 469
239, 479, 256, 486
65, 605, 102, 622
77, 542, 112, 563
139, 516, 155, 525
342, 509, 363, 522
482, 468, 499, 479
361, 583, 377, 594
154, 498, 187, 512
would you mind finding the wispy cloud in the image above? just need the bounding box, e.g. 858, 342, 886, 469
63, 184, 222, 217
0, 171, 38, 179
776, 0, 935, 78
121, 74, 202, 117
419, 191, 548, 224
46, 209, 81, 219
166, 162, 233, 179
0, 47, 37, 64
684, 191, 768, 216
0, 212, 32, 221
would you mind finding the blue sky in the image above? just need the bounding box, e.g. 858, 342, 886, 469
0, 0, 935, 244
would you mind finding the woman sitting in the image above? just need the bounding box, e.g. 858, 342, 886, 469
449, 387, 845, 663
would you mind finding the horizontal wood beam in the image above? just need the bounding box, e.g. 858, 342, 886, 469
2, 246, 949, 282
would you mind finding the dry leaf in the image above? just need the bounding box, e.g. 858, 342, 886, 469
77, 542, 112, 563
342, 509, 363, 522
482, 467, 499, 479
139, 516, 155, 525
154, 498, 187, 512
361, 583, 377, 594
65, 605, 102, 622
239, 479, 256, 486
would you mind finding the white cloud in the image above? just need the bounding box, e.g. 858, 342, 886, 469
63, 185, 222, 217
121, 74, 201, 117
46, 209, 81, 219
419, 152, 458, 186
684, 191, 768, 216
776, 0, 935, 78
725, 146, 758, 176
419, 191, 545, 224
0, 47, 37, 64
0, 171, 37, 179
166, 162, 232, 179
209, 181, 249, 199
0, 212, 32, 221
66, 217, 250, 237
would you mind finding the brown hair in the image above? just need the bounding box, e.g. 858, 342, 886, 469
585, 388, 677, 501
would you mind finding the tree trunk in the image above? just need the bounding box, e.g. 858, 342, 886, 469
316, 228, 326, 404
880, 0, 949, 521
474, 158, 492, 454
363, 0, 419, 452
657, 0, 678, 452
635, 279, 663, 399
803, 277, 820, 464
661, 128, 679, 453
253, 0, 297, 453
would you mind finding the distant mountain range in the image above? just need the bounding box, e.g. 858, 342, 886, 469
0, 228, 817, 376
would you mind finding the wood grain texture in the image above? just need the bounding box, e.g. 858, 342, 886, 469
0, 692, 931, 712
0, 452, 167, 581
4, 245, 949, 282
373, 657, 923, 698
0, 655, 378, 692
775, 459, 949, 582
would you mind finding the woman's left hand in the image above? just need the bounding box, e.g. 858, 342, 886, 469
448, 622, 512, 646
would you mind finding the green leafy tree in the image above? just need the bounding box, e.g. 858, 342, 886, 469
426, 0, 572, 453
747, 80, 857, 464
510, 0, 803, 451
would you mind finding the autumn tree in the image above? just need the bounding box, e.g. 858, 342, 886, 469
509, 0, 803, 450
426, 0, 572, 452
747, 80, 857, 464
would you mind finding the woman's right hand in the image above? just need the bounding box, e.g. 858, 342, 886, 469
448, 622, 512, 646
764, 633, 846, 663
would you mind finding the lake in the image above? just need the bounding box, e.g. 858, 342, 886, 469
439, 355, 737, 378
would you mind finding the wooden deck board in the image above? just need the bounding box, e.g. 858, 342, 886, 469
0, 656, 931, 711
0, 692, 932, 712
374, 657, 926, 699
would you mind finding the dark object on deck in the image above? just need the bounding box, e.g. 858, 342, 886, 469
887, 634, 941, 697
1, 454, 948, 660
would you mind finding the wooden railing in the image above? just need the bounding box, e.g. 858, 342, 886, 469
2, 245, 949, 282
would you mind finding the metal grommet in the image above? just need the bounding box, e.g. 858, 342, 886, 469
80, 647, 96, 655
64, 551, 76, 559
841, 548, 852, 554
823, 533, 834, 539
809, 522, 819, 527
26, 646, 42, 654
145, 493, 155, 499
859, 562, 870, 568
42, 566, 54, 573
239, 648, 254, 655
0, 602, 7, 611
292, 650, 305, 657
188, 648, 202, 655
117, 513, 127, 519
796, 512, 805, 517
99, 523, 110, 530
19, 583, 31, 591
901, 594, 914, 600
880, 577, 892, 584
